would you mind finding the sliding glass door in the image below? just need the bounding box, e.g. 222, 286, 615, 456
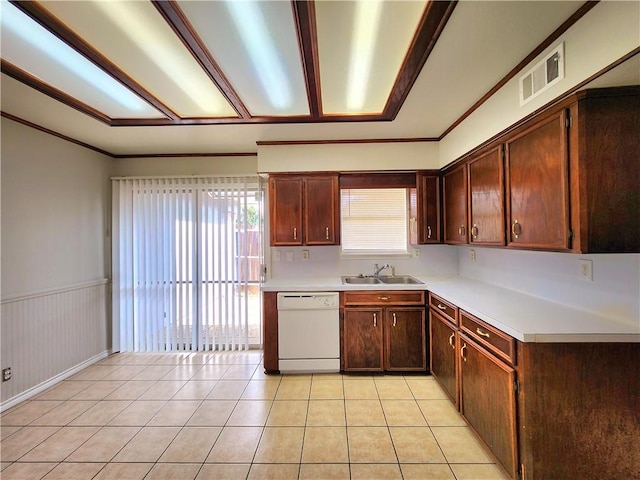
112, 176, 262, 352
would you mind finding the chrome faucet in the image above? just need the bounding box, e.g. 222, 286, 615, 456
373, 263, 391, 277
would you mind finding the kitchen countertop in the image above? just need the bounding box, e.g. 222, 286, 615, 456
262, 275, 640, 343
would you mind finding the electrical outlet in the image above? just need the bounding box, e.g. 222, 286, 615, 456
302, 250, 309, 260
470, 249, 477, 262
2, 367, 12, 382
273, 250, 281, 262
580, 259, 593, 281
413, 248, 420, 258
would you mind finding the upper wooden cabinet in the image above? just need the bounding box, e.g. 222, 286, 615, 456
269, 176, 303, 246
443, 164, 468, 244
269, 174, 339, 246
469, 146, 505, 246
304, 175, 340, 245
442, 86, 639, 253
568, 88, 639, 253
505, 88, 640, 253
505, 109, 570, 250
415, 173, 441, 244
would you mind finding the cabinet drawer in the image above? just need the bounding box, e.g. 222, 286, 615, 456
428, 293, 458, 326
343, 291, 425, 306
460, 311, 516, 366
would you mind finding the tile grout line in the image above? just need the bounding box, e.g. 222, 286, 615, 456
1, 352, 508, 480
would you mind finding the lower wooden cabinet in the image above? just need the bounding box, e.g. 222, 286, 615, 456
342, 291, 426, 373
517, 342, 640, 480
459, 333, 518, 479
427, 292, 640, 480
385, 307, 427, 371
429, 293, 517, 478
262, 291, 279, 373
343, 308, 384, 372
429, 309, 459, 405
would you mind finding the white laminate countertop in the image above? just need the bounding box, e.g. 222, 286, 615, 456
262, 276, 640, 343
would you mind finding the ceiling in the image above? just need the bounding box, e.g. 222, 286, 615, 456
0, 0, 636, 156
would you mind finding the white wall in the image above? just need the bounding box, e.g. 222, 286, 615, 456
265, 1, 640, 327
258, 141, 439, 173
457, 247, 640, 324
112, 155, 258, 177
439, 0, 640, 167
270, 244, 458, 280
1, 0, 637, 408
1, 118, 112, 408
2, 119, 112, 295
434, 1, 640, 325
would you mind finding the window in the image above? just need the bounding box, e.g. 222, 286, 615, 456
340, 188, 409, 255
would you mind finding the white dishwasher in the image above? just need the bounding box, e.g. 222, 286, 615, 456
277, 292, 340, 373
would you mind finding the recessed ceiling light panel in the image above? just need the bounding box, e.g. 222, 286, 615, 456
38, 0, 238, 118
1, 1, 161, 119
317, 0, 427, 115
178, 0, 310, 116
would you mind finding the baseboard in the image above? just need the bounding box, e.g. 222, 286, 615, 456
0, 349, 112, 413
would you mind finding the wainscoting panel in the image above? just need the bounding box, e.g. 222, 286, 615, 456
1, 280, 110, 408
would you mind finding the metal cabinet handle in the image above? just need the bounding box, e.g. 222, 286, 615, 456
325, 227, 329, 240
471, 224, 479, 239
392, 312, 397, 327
378, 296, 390, 301
449, 333, 455, 349
427, 225, 432, 239
476, 328, 490, 338
458, 225, 466, 237
293, 227, 297, 240
511, 220, 521, 239
437, 304, 447, 311
460, 343, 467, 362
373, 313, 377, 327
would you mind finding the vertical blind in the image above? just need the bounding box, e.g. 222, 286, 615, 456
112, 176, 262, 352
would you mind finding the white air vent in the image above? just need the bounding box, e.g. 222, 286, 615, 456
519, 42, 564, 106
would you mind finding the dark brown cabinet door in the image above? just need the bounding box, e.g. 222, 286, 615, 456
443, 164, 468, 244
469, 147, 505, 245
570, 92, 640, 253
460, 335, 518, 479
505, 110, 570, 250
385, 307, 426, 371
417, 174, 441, 243
343, 308, 384, 372
429, 310, 458, 405
269, 176, 303, 246
304, 176, 339, 245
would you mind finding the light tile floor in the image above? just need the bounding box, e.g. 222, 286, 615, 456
0, 351, 510, 479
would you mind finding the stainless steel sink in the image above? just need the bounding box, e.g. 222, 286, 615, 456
341, 275, 423, 285
341, 276, 382, 284
379, 275, 424, 284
